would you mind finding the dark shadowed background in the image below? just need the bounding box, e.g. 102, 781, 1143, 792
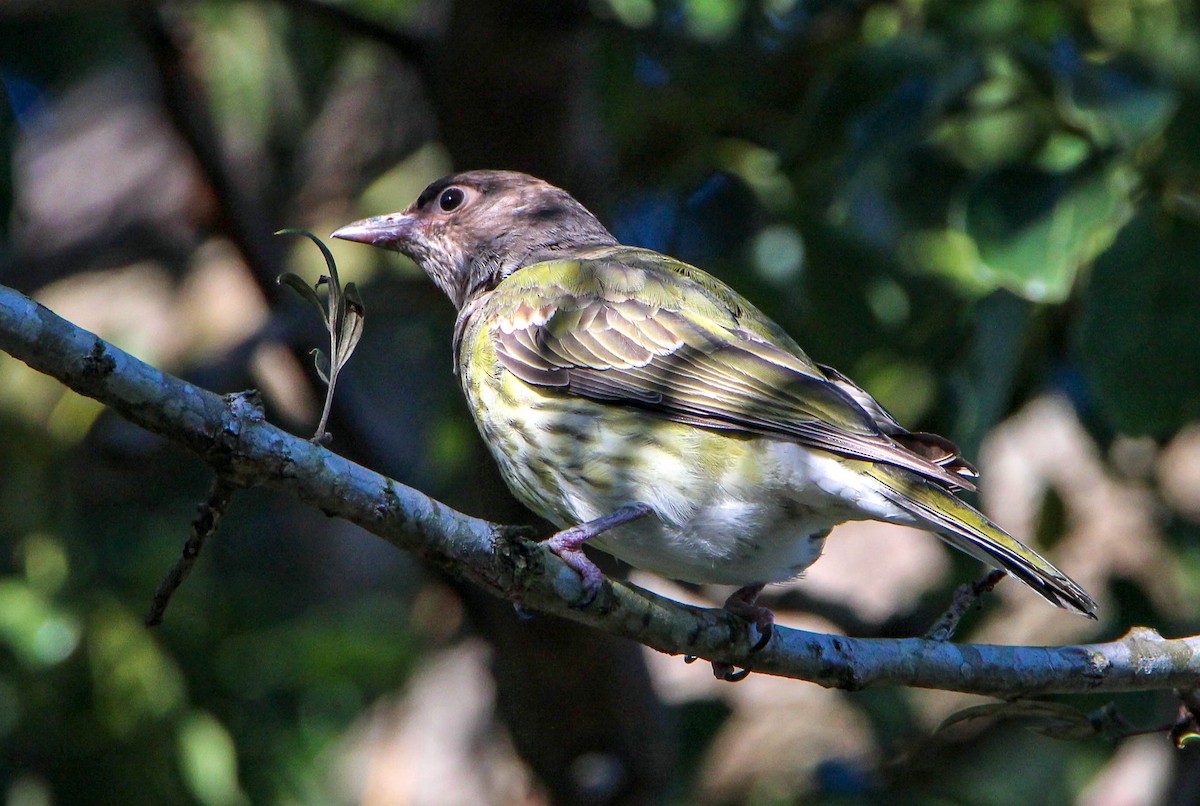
1, 0, 1199, 803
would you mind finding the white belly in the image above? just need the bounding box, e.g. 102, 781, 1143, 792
583, 438, 915, 585
465, 367, 917, 586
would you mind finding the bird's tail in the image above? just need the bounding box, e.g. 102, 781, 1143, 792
864, 463, 1098, 618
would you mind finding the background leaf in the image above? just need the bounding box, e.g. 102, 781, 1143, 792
1076, 205, 1200, 436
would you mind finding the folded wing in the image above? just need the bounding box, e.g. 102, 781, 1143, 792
489, 252, 977, 491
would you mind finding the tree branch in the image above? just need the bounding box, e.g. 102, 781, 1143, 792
1, 281, 1197, 695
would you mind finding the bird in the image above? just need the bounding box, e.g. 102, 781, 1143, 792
332, 170, 1097, 674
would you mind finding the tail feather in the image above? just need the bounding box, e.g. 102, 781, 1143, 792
865, 465, 1098, 618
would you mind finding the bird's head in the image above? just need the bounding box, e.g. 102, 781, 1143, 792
332, 170, 617, 309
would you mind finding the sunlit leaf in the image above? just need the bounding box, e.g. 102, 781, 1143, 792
0, 579, 80, 668
88, 602, 185, 734
961, 160, 1137, 302
177, 711, 249, 806
930, 50, 1051, 172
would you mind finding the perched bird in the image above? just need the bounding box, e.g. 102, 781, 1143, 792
333, 171, 1096, 671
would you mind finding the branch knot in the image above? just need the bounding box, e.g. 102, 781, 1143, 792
209, 389, 265, 482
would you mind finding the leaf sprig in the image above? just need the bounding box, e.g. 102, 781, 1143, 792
276, 229, 365, 444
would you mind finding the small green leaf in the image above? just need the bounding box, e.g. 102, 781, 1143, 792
276, 272, 328, 326
277, 228, 340, 284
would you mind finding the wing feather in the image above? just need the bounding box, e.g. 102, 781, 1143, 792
489, 250, 976, 491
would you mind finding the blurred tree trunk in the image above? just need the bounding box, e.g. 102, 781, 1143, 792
427, 2, 672, 802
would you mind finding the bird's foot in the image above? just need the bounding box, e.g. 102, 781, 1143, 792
710, 584, 774, 682
724, 584, 774, 651
545, 503, 653, 607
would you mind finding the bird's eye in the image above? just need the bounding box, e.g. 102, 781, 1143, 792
438, 187, 466, 213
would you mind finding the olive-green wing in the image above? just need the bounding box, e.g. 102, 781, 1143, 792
490, 249, 974, 490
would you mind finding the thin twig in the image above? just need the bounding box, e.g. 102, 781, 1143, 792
925, 569, 1008, 642
145, 475, 239, 626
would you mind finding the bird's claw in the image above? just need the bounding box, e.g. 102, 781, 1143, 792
702, 584, 775, 681
750, 618, 774, 652
724, 584, 775, 653
550, 543, 604, 608
712, 663, 752, 682
545, 503, 653, 608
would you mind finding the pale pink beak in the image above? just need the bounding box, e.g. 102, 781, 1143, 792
331, 213, 417, 250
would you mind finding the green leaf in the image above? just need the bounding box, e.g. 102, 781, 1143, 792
277, 228, 340, 286
276, 272, 328, 326
961, 160, 1137, 302
1075, 205, 1200, 436
930, 50, 1052, 172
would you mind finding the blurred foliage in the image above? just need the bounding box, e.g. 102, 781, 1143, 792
1076, 203, 1200, 435
1, 0, 1200, 804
